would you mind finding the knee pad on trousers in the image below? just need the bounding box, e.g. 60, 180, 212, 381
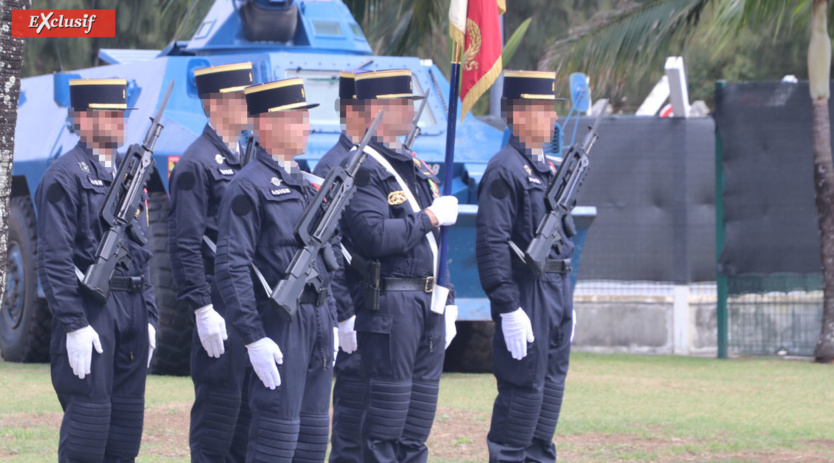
534, 384, 564, 442
249, 415, 299, 461
401, 380, 439, 443
365, 380, 411, 441
294, 413, 330, 463
333, 377, 366, 436
105, 397, 144, 460
505, 389, 544, 448
194, 391, 242, 456
61, 400, 111, 462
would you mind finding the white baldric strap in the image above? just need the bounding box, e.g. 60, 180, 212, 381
202, 235, 271, 296
361, 146, 438, 278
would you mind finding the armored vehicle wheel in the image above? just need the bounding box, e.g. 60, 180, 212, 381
0, 197, 51, 362
147, 192, 192, 376
444, 320, 494, 373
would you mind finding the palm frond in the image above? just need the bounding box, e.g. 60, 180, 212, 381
539, 0, 711, 93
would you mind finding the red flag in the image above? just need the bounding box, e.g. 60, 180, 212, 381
450, 0, 505, 121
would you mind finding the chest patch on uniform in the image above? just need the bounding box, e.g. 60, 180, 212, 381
528, 176, 542, 185
490, 178, 510, 199
232, 194, 253, 216
215, 154, 224, 164
271, 187, 291, 196
219, 168, 234, 176
177, 171, 196, 191
89, 178, 104, 187
46, 182, 65, 203
78, 161, 90, 173
388, 191, 407, 206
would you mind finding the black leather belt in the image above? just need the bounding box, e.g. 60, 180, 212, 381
110, 276, 145, 293
383, 276, 435, 293
299, 285, 328, 306
543, 259, 572, 274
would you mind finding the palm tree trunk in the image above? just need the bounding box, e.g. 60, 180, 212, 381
812, 100, 834, 362
0, 0, 29, 311
808, 0, 834, 363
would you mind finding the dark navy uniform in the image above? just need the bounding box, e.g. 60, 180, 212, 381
342, 137, 449, 462
476, 135, 574, 462
169, 123, 250, 462
36, 142, 158, 462
214, 146, 336, 462
316, 132, 367, 463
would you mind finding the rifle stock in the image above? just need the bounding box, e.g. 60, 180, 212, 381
270, 111, 383, 320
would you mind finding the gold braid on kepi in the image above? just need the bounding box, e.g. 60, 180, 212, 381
244, 77, 319, 116
69, 79, 134, 111
501, 70, 565, 102
354, 69, 425, 100
194, 62, 254, 97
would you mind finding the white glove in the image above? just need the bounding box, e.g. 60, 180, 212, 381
66, 325, 103, 379
148, 324, 156, 368
571, 309, 576, 343
500, 308, 535, 360
426, 196, 459, 226
445, 305, 458, 349
338, 316, 358, 354
195, 304, 228, 358
333, 326, 339, 366
246, 337, 284, 390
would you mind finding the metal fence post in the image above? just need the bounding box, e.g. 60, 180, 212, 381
715, 80, 728, 359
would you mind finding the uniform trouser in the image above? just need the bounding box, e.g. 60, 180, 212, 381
329, 350, 364, 463
51, 289, 150, 463
189, 322, 252, 462
355, 290, 445, 463
246, 301, 335, 463
487, 274, 573, 463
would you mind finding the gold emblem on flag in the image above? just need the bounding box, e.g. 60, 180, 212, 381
388, 191, 407, 206
462, 19, 481, 71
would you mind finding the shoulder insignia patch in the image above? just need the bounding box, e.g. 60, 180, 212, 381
271, 187, 291, 196
388, 190, 407, 206
528, 176, 542, 185
89, 178, 104, 187
219, 168, 234, 176
271, 177, 282, 187
523, 164, 532, 175
78, 161, 90, 173
215, 154, 224, 164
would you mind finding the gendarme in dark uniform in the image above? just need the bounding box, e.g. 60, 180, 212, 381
36, 79, 158, 462
340, 68, 458, 462
214, 78, 337, 462
168, 62, 253, 462
476, 70, 575, 463
314, 70, 368, 463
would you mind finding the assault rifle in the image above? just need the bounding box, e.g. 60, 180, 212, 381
80, 81, 174, 303
510, 99, 609, 275
241, 132, 257, 167
270, 110, 383, 320
403, 88, 430, 151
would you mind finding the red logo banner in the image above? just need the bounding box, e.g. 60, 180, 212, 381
12, 10, 116, 38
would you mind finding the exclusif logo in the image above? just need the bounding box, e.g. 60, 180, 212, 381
11, 9, 116, 38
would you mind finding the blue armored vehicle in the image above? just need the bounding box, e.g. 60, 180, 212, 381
0, 0, 595, 373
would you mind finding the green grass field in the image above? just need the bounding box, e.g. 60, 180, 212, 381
2, 353, 833, 462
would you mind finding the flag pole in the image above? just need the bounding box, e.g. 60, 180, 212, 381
437, 42, 462, 288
